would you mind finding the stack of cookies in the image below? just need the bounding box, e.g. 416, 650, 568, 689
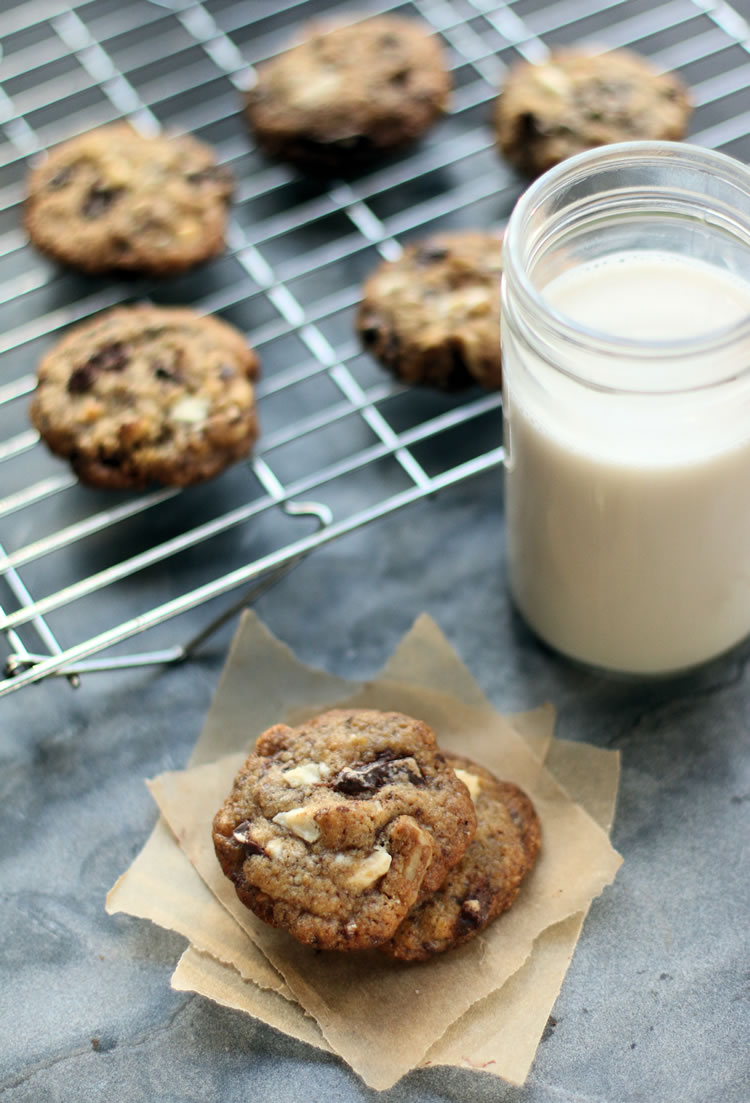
212, 708, 540, 960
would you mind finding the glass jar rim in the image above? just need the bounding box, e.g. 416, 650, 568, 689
503, 141, 750, 388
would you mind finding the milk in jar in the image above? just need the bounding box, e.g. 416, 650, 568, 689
501, 142, 750, 675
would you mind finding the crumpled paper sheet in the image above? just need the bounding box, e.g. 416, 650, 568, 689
108, 611, 621, 1090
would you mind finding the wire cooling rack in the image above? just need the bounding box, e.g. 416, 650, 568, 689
1, 0, 749, 695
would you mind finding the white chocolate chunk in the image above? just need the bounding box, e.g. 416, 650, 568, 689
344, 847, 392, 891
534, 64, 572, 96
266, 835, 307, 860
454, 768, 482, 802
272, 806, 321, 843
281, 761, 331, 787
288, 71, 343, 108
375, 271, 410, 296
170, 395, 210, 424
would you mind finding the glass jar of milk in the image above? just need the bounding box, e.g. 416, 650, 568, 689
501, 141, 750, 676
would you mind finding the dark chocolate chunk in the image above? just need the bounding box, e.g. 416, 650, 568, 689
415, 244, 449, 266
153, 349, 184, 383
186, 165, 233, 190
333, 751, 424, 796
519, 111, 541, 140
48, 164, 75, 190
390, 68, 411, 86
360, 324, 381, 348
98, 451, 125, 469
82, 183, 125, 219
67, 365, 95, 394
456, 880, 492, 932
86, 342, 129, 374
231, 821, 266, 855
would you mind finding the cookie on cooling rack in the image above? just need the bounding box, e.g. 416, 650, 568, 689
495, 48, 692, 177
31, 306, 259, 490
25, 124, 233, 275
379, 752, 541, 961
245, 15, 451, 174
212, 708, 478, 951
357, 231, 504, 390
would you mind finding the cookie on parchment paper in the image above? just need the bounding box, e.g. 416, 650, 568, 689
496, 48, 692, 177
212, 708, 478, 951
245, 15, 451, 174
31, 306, 259, 490
25, 124, 233, 275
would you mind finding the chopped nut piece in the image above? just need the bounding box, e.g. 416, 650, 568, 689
403, 826, 434, 880
281, 761, 331, 787
344, 847, 392, 891
272, 806, 321, 843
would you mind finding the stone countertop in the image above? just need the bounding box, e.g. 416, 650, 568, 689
2, 468, 749, 1103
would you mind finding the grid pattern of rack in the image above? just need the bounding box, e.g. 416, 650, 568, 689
1, 0, 750, 695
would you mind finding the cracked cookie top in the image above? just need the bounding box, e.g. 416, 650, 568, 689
25, 124, 233, 274
212, 708, 477, 950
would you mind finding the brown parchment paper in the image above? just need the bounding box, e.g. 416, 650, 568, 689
168, 727, 619, 1086
108, 611, 621, 1091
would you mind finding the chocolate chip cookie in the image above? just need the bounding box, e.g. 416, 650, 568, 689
31, 306, 259, 489
25, 124, 233, 274
245, 16, 451, 174
496, 49, 692, 177
380, 753, 540, 961
357, 231, 503, 390
212, 709, 477, 951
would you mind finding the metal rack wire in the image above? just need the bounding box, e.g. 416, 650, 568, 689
1, 0, 749, 696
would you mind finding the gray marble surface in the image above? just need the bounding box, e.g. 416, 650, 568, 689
2, 468, 750, 1103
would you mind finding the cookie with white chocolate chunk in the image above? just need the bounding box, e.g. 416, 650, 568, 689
357, 231, 504, 391
25, 124, 233, 275
379, 753, 540, 961
31, 306, 259, 489
212, 709, 478, 951
495, 48, 691, 178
